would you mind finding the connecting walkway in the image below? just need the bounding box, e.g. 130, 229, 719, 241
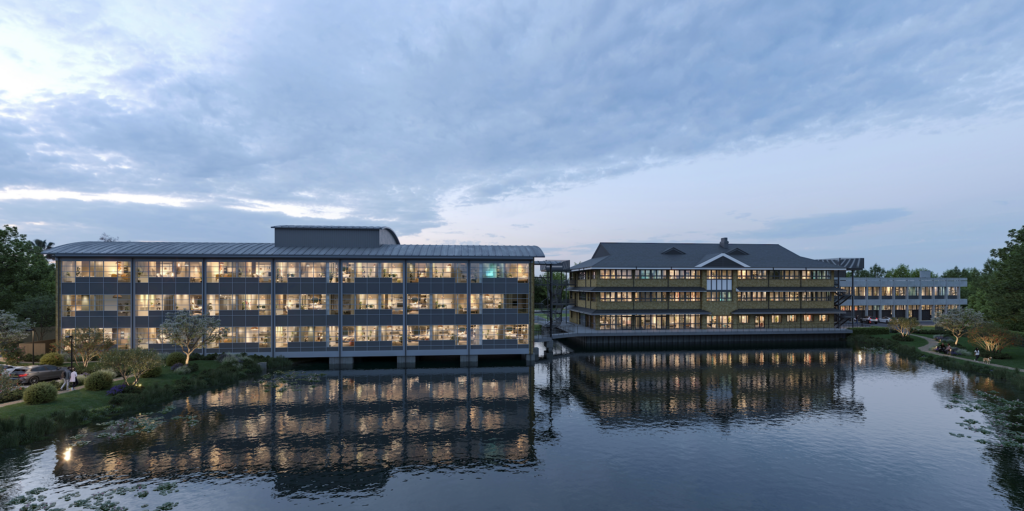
912, 334, 1017, 371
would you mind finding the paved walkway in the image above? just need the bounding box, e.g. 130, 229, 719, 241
0, 375, 125, 409
912, 334, 1016, 371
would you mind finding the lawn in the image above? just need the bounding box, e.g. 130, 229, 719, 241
928, 338, 1024, 371
0, 360, 223, 421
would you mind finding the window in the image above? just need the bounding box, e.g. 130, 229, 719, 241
469, 325, 482, 345
407, 326, 429, 346
736, 270, 768, 280
818, 315, 828, 322
381, 326, 403, 346
504, 294, 529, 312
340, 262, 355, 283
772, 270, 800, 280
135, 261, 203, 283
802, 292, 832, 302
600, 292, 633, 302
803, 315, 813, 322
802, 270, 832, 280
214, 294, 270, 315
355, 326, 378, 342
432, 325, 459, 343
739, 315, 748, 324
455, 263, 469, 283
470, 263, 503, 282
61, 261, 131, 282
894, 287, 906, 297
434, 294, 456, 309
706, 316, 732, 329
407, 294, 428, 312
636, 292, 666, 302
505, 324, 530, 344
637, 269, 666, 279
357, 294, 379, 310
381, 294, 404, 313
669, 315, 700, 329
432, 262, 454, 279
355, 262, 378, 279
908, 286, 918, 297
506, 263, 530, 282
786, 315, 797, 322
668, 292, 700, 302
482, 294, 504, 309
64, 295, 132, 316
599, 269, 633, 279
669, 270, 700, 279
482, 325, 502, 341
470, 295, 481, 314
737, 292, 767, 302
328, 262, 340, 283
342, 326, 355, 346
769, 292, 800, 302
407, 263, 430, 282
771, 315, 781, 323
950, 287, 959, 297
381, 263, 403, 283
134, 295, 201, 316
705, 292, 732, 302
707, 270, 732, 280
208, 262, 272, 283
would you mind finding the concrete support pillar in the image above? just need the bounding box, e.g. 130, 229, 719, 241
460, 355, 478, 368
397, 356, 416, 369
329, 357, 354, 370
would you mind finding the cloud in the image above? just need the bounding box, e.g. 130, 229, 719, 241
745, 209, 912, 239
0, 0, 1022, 244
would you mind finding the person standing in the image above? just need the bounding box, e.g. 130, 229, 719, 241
975, 349, 981, 361
69, 367, 78, 391
60, 366, 70, 391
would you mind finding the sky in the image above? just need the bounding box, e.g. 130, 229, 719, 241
1, 0, 1022, 271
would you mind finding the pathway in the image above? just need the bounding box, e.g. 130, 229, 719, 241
912, 334, 1016, 371
0, 375, 126, 409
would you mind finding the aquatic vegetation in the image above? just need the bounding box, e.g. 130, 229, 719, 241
259, 371, 327, 393
2, 485, 177, 511
951, 390, 1024, 449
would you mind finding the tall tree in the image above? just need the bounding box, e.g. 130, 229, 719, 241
974, 226, 1024, 330
158, 311, 225, 364
885, 264, 913, 278
0, 225, 55, 319
934, 307, 985, 345
0, 310, 33, 363
969, 323, 1022, 354
857, 263, 886, 278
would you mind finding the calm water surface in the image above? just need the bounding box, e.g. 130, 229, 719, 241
3, 349, 1024, 510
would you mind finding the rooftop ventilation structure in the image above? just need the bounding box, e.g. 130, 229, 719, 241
661, 247, 685, 255
719, 237, 729, 248
272, 226, 400, 248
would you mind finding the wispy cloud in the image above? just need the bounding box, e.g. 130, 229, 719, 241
745, 209, 912, 239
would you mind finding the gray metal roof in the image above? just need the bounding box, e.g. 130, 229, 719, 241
271, 225, 389, 230
815, 258, 865, 270
570, 243, 847, 271
44, 241, 544, 259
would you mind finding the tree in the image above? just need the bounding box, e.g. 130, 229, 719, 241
157, 311, 225, 364
855, 263, 886, 278
65, 328, 114, 368
100, 349, 161, 387
0, 310, 33, 363
12, 294, 55, 328
32, 239, 55, 262
99, 233, 119, 242
0, 225, 55, 316
934, 307, 985, 345
969, 323, 1023, 354
973, 226, 1024, 331
885, 264, 913, 278
889, 317, 919, 337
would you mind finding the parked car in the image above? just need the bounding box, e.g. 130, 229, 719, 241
9, 365, 64, 385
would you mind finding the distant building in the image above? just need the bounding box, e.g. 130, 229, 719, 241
45, 226, 543, 368
562, 239, 851, 349
837, 270, 967, 321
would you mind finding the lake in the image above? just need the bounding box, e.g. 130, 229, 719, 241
2, 348, 1023, 510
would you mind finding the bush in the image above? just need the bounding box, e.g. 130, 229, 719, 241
140, 366, 163, 378
39, 353, 64, 366
170, 363, 183, 371
165, 352, 187, 366
851, 327, 890, 336
107, 384, 128, 396
0, 375, 21, 403
173, 365, 191, 375
187, 361, 199, 374
22, 383, 57, 405
84, 371, 114, 391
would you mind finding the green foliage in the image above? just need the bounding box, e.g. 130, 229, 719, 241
0, 309, 33, 363
39, 352, 64, 366
157, 311, 225, 364
0, 372, 21, 403
851, 327, 890, 335
11, 294, 55, 328
972, 226, 1024, 331
22, 382, 57, 404
889, 316, 919, 337
84, 370, 114, 391
66, 328, 114, 368
0, 225, 55, 320
140, 365, 163, 378
165, 352, 186, 366
100, 349, 162, 387
173, 365, 191, 375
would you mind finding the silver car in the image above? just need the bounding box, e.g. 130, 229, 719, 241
9, 365, 64, 385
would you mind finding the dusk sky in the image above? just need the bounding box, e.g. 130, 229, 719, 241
1, 1, 1022, 271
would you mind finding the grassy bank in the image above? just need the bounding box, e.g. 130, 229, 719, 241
0, 356, 290, 449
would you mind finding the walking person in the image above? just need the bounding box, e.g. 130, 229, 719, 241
69, 367, 78, 391
60, 366, 70, 391
975, 349, 981, 361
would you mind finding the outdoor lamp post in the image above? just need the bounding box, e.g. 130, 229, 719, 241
65, 333, 73, 368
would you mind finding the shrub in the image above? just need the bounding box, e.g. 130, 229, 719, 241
23, 383, 58, 405
170, 363, 183, 371
107, 384, 128, 396
100, 349, 162, 387
39, 353, 64, 366
140, 366, 163, 378
173, 365, 191, 375
0, 375, 21, 403
187, 362, 199, 374
165, 352, 187, 367
84, 371, 114, 391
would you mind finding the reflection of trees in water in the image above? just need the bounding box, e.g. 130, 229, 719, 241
563, 350, 865, 429
987, 446, 1024, 511
51, 368, 535, 498
932, 372, 1007, 402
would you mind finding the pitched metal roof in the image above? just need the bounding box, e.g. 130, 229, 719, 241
815, 258, 865, 270
44, 241, 543, 259
570, 243, 847, 270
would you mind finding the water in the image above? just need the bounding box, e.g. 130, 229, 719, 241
3, 349, 1024, 510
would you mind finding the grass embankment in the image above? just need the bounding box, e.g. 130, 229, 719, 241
0, 357, 285, 448
0, 361, 219, 421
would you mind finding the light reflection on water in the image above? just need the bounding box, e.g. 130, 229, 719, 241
1, 348, 1022, 510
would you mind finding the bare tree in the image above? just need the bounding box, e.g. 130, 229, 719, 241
99, 233, 119, 242
935, 308, 985, 345
157, 311, 225, 364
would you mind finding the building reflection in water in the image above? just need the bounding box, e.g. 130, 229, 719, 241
55, 367, 534, 497
549, 350, 875, 427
